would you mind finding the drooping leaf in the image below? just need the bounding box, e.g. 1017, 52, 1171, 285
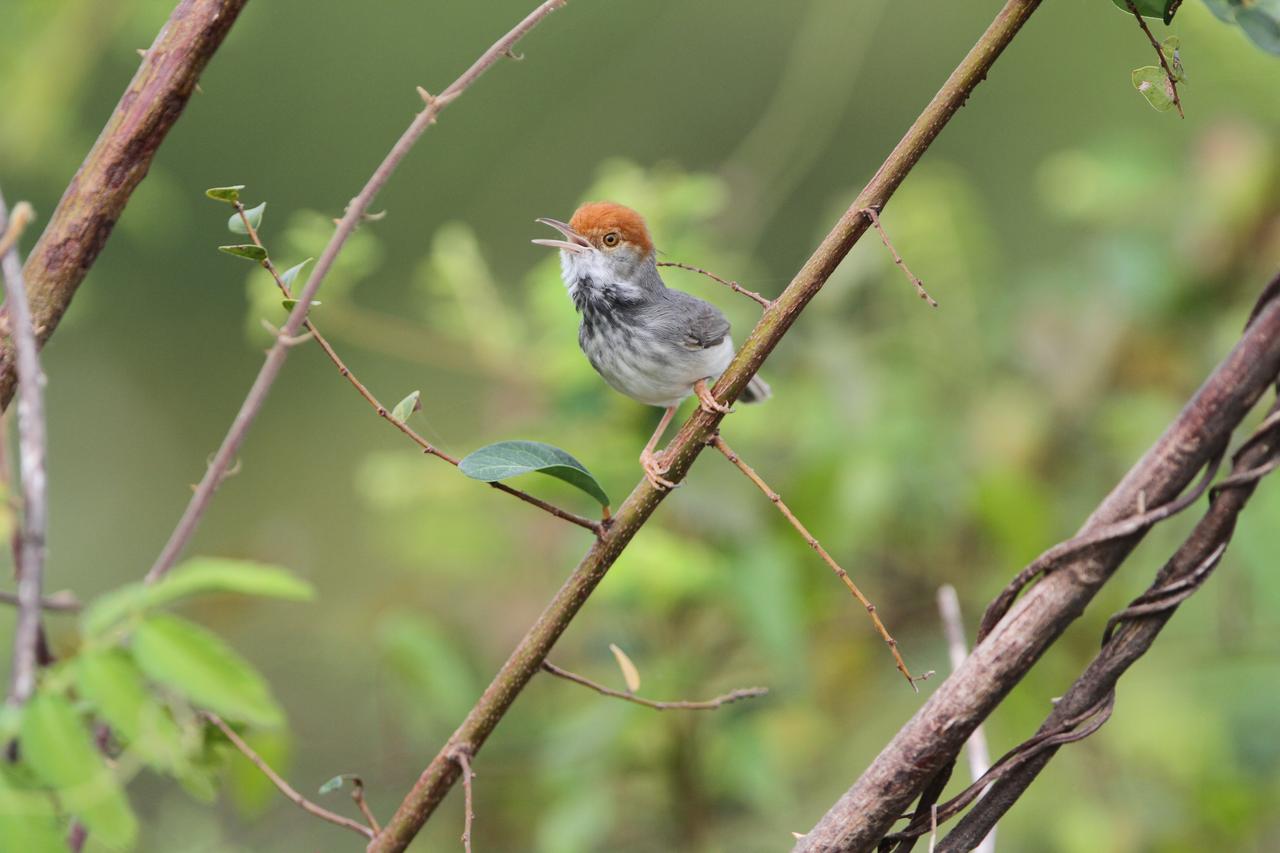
608, 643, 641, 693
459, 440, 610, 507
391, 390, 422, 422
1237, 7, 1280, 54
20, 691, 138, 849
228, 202, 266, 235
205, 185, 245, 203
75, 649, 189, 773
1131, 65, 1177, 111
0, 766, 64, 853
1109, 0, 1181, 23
218, 244, 268, 262
279, 257, 313, 292
132, 613, 284, 727
83, 558, 314, 637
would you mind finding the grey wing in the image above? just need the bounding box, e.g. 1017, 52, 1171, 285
661, 291, 730, 350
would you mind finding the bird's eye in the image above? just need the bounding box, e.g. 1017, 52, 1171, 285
602, 232, 619, 247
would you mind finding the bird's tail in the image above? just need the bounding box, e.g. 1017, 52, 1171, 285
739, 374, 772, 404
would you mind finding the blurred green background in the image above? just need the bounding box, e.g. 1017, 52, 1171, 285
3, 0, 1280, 850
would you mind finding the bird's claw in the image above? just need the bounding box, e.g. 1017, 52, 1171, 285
694, 380, 733, 415
640, 450, 678, 491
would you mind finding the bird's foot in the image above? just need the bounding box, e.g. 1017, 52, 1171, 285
640, 449, 678, 491
694, 379, 733, 415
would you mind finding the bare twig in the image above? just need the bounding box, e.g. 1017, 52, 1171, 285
205, 713, 375, 840
0, 589, 80, 612
0, 0, 250, 410
373, 3, 1043, 847
1126, 0, 1183, 119
860, 208, 937, 308
143, 0, 572, 585
935, 586, 994, 853
449, 747, 476, 853
232, 204, 602, 536
348, 777, 382, 835
0, 193, 47, 707
541, 661, 768, 711
656, 261, 773, 309
710, 434, 928, 690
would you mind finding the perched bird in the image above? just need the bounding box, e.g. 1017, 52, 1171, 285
533, 202, 769, 490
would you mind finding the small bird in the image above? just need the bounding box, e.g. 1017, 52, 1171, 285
533, 202, 769, 490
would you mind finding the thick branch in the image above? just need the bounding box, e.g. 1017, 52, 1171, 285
369, 3, 1045, 850
0, 193, 47, 707
796, 271, 1280, 852
0, 0, 249, 410
143, 0, 570, 584
935, 400, 1280, 850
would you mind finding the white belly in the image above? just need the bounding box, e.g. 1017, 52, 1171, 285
584, 333, 734, 408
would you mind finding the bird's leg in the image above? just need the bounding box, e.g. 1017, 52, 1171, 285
693, 378, 732, 415
639, 405, 679, 491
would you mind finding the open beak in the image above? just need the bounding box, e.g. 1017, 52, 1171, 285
532, 217, 591, 254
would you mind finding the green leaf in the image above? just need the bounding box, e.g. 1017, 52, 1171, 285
1160, 36, 1186, 81
0, 766, 64, 853
218, 244, 268, 262
1237, 7, 1280, 54
75, 649, 189, 773
1131, 65, 1177, 111
205, 185, 245, 203
20, 691, 138, 849
281, 298, 321, 311
318, 775, 348, 795
228, 202, 266, 235
459, 440, 610, 507
391, 390, 421, 422
83, 558, 314, 637
279, 257, 313, 292
132, 613, 284, 727
1109, 0, 1180, 23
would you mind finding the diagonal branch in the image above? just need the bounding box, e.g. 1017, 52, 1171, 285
796, 272, 1280, 852
369, 3, 1046, 850
143, 0, 571, 585
205, 713, 375, 840
0, 0, 250, 410
541, 661, 768, 711
231, 203, 601, 535
656, 261, 774, 309
709, 433, 928, 690
0, 192, 48, 708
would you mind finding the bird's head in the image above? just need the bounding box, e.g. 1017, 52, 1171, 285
533, 202, 659, 300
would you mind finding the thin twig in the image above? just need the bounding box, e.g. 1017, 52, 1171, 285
657, 261, 773, 309
143, 0, 572, 586
0, 589, 81, 612
0, 193, 48, 707
232, 203, 602, 536
205, 713, 374, 840
861, 207, 938, 308
936, 586, 995, 853
541, 661, 768, 710
349, 777, 382, 835
449, 747, 475, 853
1126, 0, 1183, 119
709, 434, 929, 690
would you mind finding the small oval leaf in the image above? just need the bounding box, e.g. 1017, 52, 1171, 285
132, 613, 284, 727
318, 775, 347, 796
459, 440, 610, 507
391, 390, 422, 422
608, 643, 641, 693
20, 691, 138, 848
279, 258, 313, 292
228, 202, 266, 235
218, 244, 268, 262
205, 185, 245, 203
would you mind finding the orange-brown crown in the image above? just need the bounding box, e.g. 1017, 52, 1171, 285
568, 202, 653, 254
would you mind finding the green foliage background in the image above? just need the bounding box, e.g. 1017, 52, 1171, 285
2, 0, 1279, 850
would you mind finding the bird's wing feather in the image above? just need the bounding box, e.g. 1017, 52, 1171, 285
657, 290, 730, 350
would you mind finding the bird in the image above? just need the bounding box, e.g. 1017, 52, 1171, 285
533, 202, 769, 491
